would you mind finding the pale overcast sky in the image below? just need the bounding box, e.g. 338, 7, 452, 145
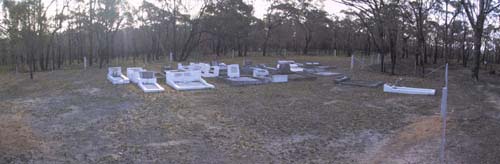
126, 0, 349, 18
30, 0, 349, 22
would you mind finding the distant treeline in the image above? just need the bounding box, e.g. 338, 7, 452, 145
0, 0, 499, 80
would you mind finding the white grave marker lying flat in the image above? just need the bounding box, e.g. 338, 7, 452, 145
127, 67, 145, 83
166, 70, 215, 90
312, 72, 342, 76
138, 71, 165, 93
270, 75, 288, 83
277, 60, 295, 64
253, 68, 269, 78
178, 63, 205, 71
289, 64, 304, 72
383, 84, 435, 95
107, 67, 130, 84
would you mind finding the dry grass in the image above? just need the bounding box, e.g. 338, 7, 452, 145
0, 55, 499, 163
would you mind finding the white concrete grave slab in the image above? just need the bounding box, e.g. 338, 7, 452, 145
107, 67, 130, 84
138, 71, 165, 93
166, 70, 215, 91
383, 84, 436, 95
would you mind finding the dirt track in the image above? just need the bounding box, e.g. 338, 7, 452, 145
1, 56, 499, 163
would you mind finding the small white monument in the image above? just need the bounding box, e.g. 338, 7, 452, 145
137, 71, 165, 93
165, 70, 215, 90
107, 67, 130, 84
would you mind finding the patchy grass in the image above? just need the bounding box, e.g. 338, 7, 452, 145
0, 55, 499, 163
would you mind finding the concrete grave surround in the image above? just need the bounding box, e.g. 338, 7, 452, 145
137, 71, 165, 93
107, 67, 130, 84
225, 64, 267, 86
165, 70, 215, 91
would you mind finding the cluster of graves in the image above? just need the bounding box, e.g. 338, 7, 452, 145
107, 60, 436, 95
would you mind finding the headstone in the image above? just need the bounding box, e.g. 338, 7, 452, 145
140, 71, 155, 79
277, 63, 293, 74
227, 64, 240, 78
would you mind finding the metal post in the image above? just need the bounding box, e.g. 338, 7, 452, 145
440, 63, 449, 164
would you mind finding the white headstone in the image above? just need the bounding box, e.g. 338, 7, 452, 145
169, 52, 173, 62
84, 56, 87, 70
227, 64, 240, 78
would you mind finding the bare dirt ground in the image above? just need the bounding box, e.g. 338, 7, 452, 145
1, 55, 499, 163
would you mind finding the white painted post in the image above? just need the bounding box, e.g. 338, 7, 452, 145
334, 49, 337, 57
169, 52, 173, 63
84, 56, 87, 70
440, 64, 449, 164
351, 55, 354, 70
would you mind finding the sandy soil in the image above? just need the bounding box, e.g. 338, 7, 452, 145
0, 55, 499, 163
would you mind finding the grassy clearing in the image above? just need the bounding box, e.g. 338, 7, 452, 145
0, 55, 499, 163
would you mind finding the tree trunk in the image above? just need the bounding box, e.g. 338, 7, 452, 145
472, 30, 482, 80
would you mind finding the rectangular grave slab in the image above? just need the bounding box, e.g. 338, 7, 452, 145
312, 72, 343, 76
270, 75, 288, 83
107, 67, 130, 84
225, 77, 267, 86
138, 71, 165, 93
224, 64, 268, 86
166, 70, 215, 90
